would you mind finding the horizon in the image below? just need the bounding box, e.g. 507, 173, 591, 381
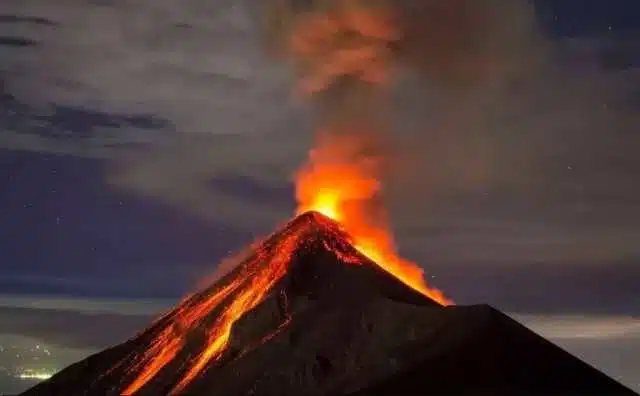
0, 0, 638, 394
0, 293, 638, 393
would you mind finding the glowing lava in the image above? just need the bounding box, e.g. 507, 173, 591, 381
119, 2, 451, 394
120, 204, 450, 394
121, 216, 341, 395
122, 282, 240, 395
295, 134, 452, 306
287, 1, 451, 305
169, 227, 302, 394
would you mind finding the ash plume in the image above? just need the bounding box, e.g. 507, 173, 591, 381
270, 0, 544, 245
268, 0, 638, 264
270, 0, 541, 95
110, 0, 546, 246
101, 0, 638, 269
268, 0, 545, 171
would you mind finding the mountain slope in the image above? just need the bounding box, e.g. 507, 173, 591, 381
20, 212, 637, 396
348, 305, 638, 396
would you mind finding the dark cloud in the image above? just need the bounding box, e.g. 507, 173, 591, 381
0, 73, 171, 158
0, 36, 37, 48
396, 0, 542, 88
0, 14, 58, 26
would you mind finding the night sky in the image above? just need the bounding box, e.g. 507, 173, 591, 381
0, 1, 639, 391
0, 0, 636, 310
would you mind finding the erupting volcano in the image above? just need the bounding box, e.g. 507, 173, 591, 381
17, 122, 637, 396
18, 155, 637, 396
19, 1, 638, 396
118, 199, 450, 396
19, 207, 638, 396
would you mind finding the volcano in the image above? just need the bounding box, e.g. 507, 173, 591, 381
20, 212, 637, 396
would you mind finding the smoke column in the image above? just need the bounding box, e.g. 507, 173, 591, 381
264, 0, 537, 265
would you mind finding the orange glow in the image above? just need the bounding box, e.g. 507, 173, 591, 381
296, 134, 452, 306
169, 225, 305, 394
121, 225, 303, 395
288, 1, 451, 306
121, 200, 444, 394
122, 282, 240, 395
120, 195, 450, 393
117, 3, 453, 394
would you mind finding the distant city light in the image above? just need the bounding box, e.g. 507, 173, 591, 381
18, 370, 55, 380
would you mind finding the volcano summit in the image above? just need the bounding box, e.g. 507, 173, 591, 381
20, 212, 637, 396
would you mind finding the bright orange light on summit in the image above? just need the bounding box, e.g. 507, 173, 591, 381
295, 134, 452, 306
119, 2, 452, 394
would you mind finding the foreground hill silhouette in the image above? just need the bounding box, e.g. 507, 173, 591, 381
20, 212, 637, 396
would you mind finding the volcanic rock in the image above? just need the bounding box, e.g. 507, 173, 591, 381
20, 212, 638, 396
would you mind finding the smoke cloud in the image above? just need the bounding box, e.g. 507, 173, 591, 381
272, 0, 543, 226
114, 0, 546, 229
265, 0, 639, 266
105, 0, 637, 266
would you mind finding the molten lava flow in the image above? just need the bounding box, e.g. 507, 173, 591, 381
122, 282, 241, 395
120, 193, 450, 394
121, 224, 307, 394
118, 2, 452, 394
169, 225, 306, 395
121, 213, 359, 394
295, 135, 452, 306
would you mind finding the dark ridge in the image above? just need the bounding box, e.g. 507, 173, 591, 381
347, 305, 638, 396
0, 14, 58, 26
0, 36, 37, 48
18, 212, 637, 396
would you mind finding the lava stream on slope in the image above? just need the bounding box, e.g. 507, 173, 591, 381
119, 211, 450, 394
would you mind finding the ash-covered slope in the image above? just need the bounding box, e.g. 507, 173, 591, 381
20, 212, 637, 396
347, 305, 639, 396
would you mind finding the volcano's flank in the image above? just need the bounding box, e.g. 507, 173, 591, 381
20, 212, 638, 396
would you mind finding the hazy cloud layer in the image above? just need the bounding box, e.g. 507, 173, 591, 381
0, 296, 637, 391
516, 314, 640, 391
0, 307, 150, 350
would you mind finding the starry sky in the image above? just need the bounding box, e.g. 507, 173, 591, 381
0, 0, 638, 393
